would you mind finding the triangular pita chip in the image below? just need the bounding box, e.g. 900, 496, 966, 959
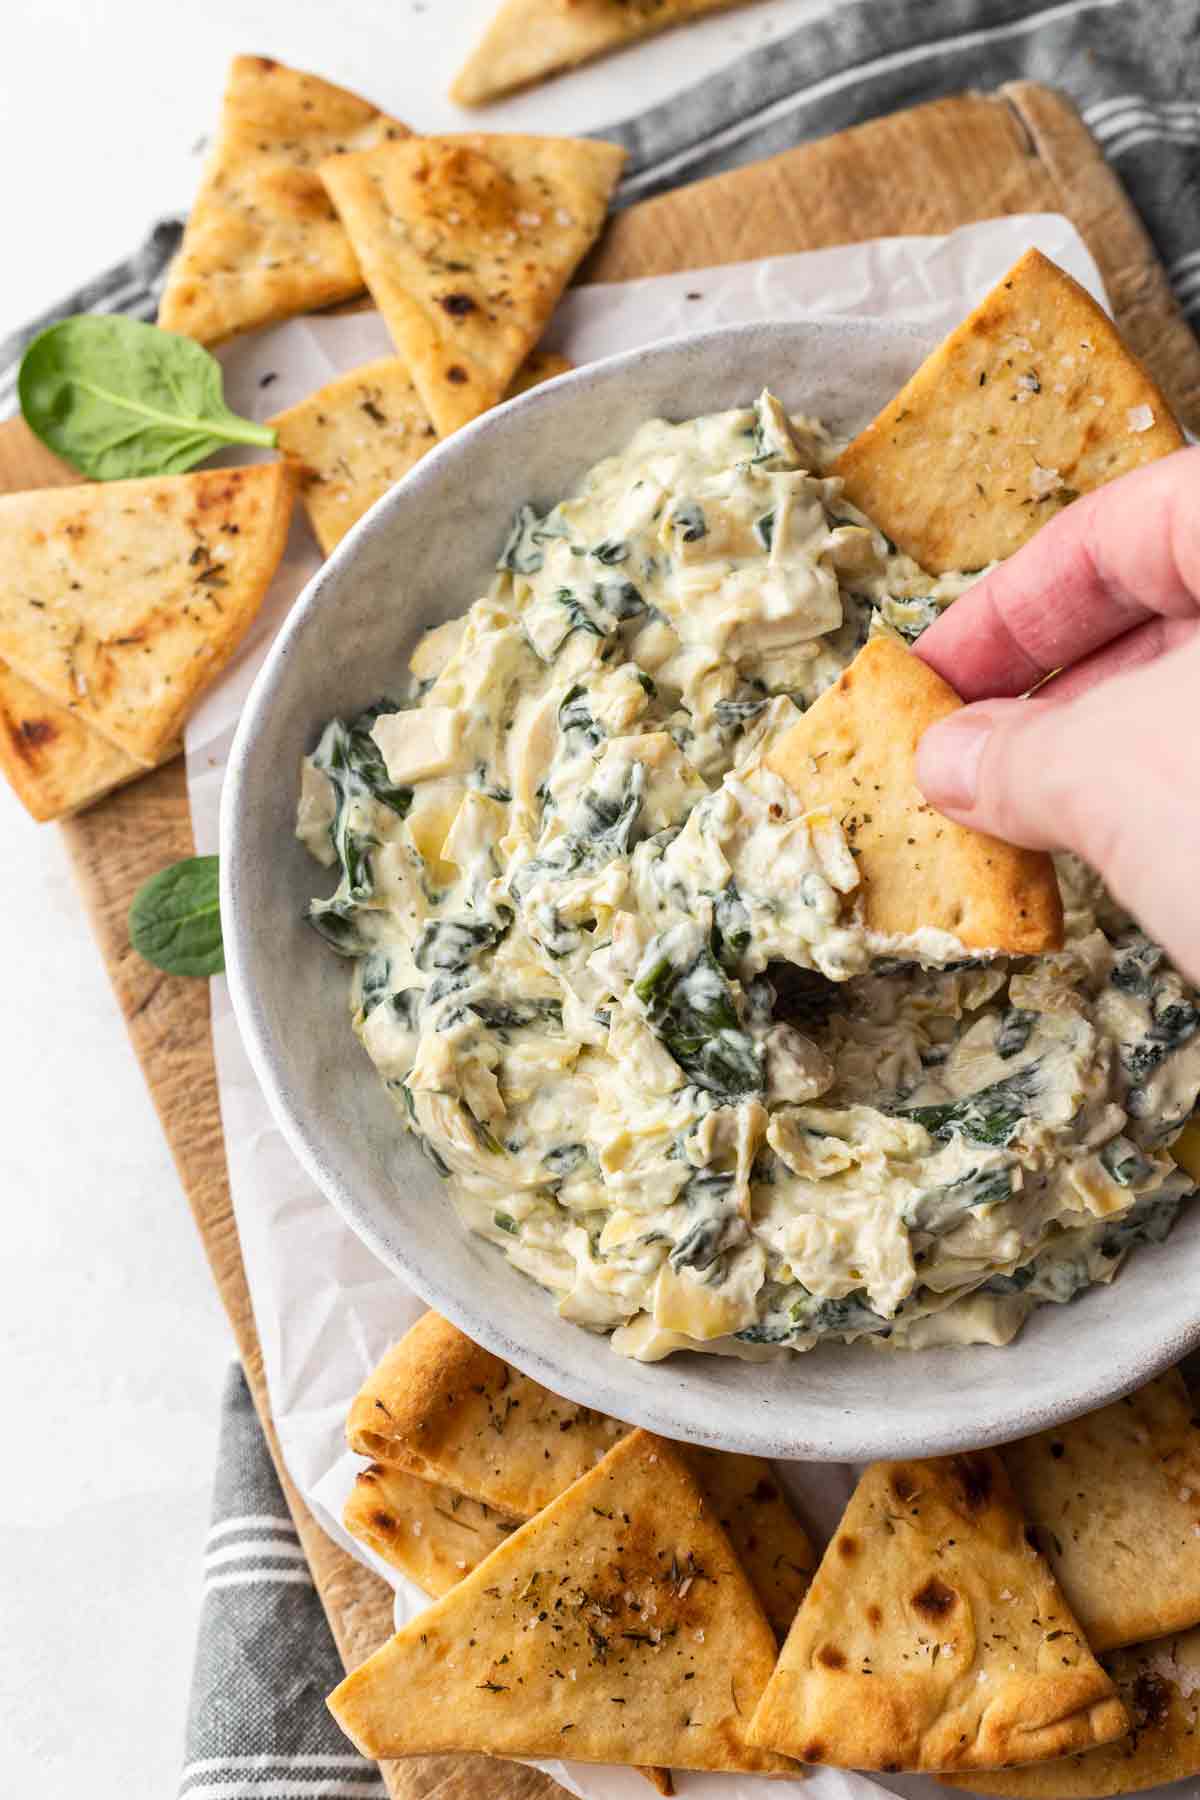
451, 0, 756, 105
272, 348, 571, 555
833, 249, 1184, 574
320, 133, 624, 434
346, 1313, 813, 1635
346, 1310, 628, 1511
0, 658, 179, 822
158, 55, 410, 345
765, 634, 1063, 954
1003, 1370, 1200, 1654
328, 1429, 792, 1773
941, 1628, 1200, 1798
748, 1452, 1128, 1774
341, 1459, 672, 1793
683, 1448, 815, 1641
345, 1421, 812, 1642
0, 463, 295, 764
343, 1461, 521, 1595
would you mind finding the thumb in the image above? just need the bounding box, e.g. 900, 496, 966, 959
915, 698, 1075, 855
915, 637, 1200, 983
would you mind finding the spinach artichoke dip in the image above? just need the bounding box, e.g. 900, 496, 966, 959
297, 392, 1200, 1361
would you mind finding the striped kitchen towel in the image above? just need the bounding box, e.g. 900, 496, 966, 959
177, 1366, 386, 1800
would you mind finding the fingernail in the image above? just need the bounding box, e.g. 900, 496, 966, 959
916, 712, 995, 811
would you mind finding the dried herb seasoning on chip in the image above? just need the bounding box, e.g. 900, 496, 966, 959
320, 133, 624, 435
158, 54, 410, 345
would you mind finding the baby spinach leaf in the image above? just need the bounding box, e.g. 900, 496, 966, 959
129, 854, 224, 977
19, 316, 276, 480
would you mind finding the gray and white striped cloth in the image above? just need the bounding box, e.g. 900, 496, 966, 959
179, 1367, 387, 1800
1, 3, 1193, 1797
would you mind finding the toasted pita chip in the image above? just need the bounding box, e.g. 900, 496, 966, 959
0, 658, 180, 821
341, 1460, 672, 1793
683, 1448, 815, 1640
273, 349, 571, 555
451, 0, 756, 105
748, 1452, 1127, 1773
321, 134, 624, 434
347, 1313, 813, 1633
765, 634, 1063, 954
328, 1430, 791, 1773
343, 1462, 521, 1595
158, 55, 409, 345
0, 463, 294, 764
1003, 1370, 1200, 1654
346, 1311, 628, 1511
833, 249, 1184, 574
942, 1628, 1200, 1798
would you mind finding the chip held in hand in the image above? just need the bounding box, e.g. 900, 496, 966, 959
765, 634, 1063, 956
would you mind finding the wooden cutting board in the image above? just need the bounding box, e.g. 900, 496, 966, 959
5, 82, 1199, 1800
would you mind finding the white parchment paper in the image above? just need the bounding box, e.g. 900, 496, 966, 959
186, 214, 1107, 1800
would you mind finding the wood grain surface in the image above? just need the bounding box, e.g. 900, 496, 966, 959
4, 84, 1197, 1800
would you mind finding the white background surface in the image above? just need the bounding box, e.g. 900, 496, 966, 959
0, 0, 827, 1791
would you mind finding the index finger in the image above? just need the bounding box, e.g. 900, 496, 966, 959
913, 445, 1200, 699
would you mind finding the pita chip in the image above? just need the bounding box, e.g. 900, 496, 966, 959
345, 1310, 628, 1512
272, 348, 570, 555
833, 249, 1183, 574
0, 658, 179, 822
942, 1628, 1200, 1798
328, 1429, 791, 1774
1004, 1370, 1200, 1653
451, 0, 756, 106
765, 633, 1063, 953
341, 1460, 673, 1794
683, 1448, 815, 1640
748, 1452, 1127, 1774
320, 133, 624, 434
0, 463, 294, 764
343, 1461, 521, 1595
346, 1313, 813, 1633
158, 55, 409, 345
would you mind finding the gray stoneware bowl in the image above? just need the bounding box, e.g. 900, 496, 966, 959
222, 317, 1200, 1461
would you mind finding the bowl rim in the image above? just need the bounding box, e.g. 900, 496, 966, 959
221, 315, 1200, 1460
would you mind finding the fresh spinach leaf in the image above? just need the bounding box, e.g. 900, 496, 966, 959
129, 854, 224, 977
19, 316, 276, 480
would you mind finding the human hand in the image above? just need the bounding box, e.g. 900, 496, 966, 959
913, 447, 1200, 980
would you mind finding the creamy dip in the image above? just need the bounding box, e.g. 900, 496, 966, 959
298, 392, 1200, 1359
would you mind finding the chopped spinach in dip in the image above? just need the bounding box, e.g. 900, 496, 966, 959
297, 392, 1200, 1360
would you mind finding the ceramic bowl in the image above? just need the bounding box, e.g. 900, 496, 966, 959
221, 317, 1200, 1461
